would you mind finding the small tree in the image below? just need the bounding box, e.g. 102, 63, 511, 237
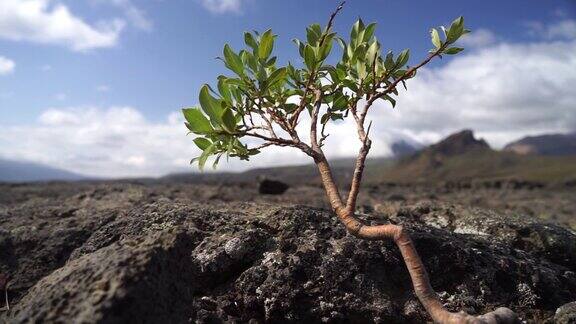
182, 3, 517, 323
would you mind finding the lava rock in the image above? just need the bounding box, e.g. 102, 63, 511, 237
0, 184, 575, 323
258, 179, 289, 195
555, 301, 576, 324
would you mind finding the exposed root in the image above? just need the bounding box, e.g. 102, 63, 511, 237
3, 285, 8, 311
314, 151, 520, 323
340, 214, 520, 324
0, 273, 8, 312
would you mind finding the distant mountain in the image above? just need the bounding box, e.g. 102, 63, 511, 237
390, 140, 422, 157
388, 129, 492, 173
163, 156, 396, 186
163, 130, 576, 186
504, 133, 576, 156
379, 130, 576, 183
0, 158, 86, 183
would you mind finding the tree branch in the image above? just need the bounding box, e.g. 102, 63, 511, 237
367, 46, 447, 109
310, 89, 323, 150
290, 1, 345, 129
344, 48, 447, 214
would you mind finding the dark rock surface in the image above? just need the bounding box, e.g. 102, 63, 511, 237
555, 302, 576, 324
0, 182, 575, 323
258, 179, 290, 195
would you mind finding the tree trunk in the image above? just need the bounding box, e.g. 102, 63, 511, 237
314, 157, 518, 324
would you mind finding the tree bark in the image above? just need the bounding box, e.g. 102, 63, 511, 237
314, 156, 519, 324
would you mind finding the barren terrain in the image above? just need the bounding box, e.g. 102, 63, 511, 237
0, 179, 575, 323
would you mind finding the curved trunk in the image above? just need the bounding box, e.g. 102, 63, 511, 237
314, 157, 518, 324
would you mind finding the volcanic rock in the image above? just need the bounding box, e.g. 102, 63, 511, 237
258, 179, 290, 195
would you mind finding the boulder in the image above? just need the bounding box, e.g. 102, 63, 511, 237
0, 185, 575, 323
555, 302, 576, 324
258, 179, 290, 195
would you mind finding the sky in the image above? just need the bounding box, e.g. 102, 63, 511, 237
0, 0, 575, 178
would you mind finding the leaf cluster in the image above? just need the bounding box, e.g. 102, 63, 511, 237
183, 12, 469, 170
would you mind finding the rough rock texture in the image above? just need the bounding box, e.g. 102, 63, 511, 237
0, 183, 575, 323
259, 179, 290, 195
555, 302, 576, 324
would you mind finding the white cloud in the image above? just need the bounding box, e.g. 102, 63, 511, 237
0, 56, 15, 75
459, 29, 498, 47
41, 64, 52, 71
368, 38, 576, 148
93, 0, 152, 31
0, 0, 125, 51
199, 0, 244, 14
526, 19, 576, 40
0, 106, 369, 177
1, 21, 575, 178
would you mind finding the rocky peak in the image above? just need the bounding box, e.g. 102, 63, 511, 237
428, 129, 490, 157
503, 132, 576, 156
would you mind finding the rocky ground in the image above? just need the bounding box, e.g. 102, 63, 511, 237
0, 180, 575, 323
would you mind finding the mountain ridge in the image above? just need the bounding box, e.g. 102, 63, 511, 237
503, 132, 576, 156
0, 158, 86, 183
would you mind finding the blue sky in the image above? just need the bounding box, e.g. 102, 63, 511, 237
0, 0, 575, 177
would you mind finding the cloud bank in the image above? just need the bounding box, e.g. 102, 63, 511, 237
0, 56, 15, 75
199, 0, 244, 14
1, 21, 575, 178
0, 0, 125, 51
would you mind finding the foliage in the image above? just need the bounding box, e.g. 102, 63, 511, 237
183, 9, 468, 170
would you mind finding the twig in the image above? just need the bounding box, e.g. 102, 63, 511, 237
310, 90, 323, 150
290, 1, 346, 129
319, 1, 345, 46
367, 44, 447, 107
4, 285, 8, 311
0, 274, 9, 311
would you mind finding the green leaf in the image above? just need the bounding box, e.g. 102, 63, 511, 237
383, 94, 396, 108
447, 16, 464, 43
198, 143, 216, 171
223, 44, 244, 76
244, 32, 258, 51
366, 41, 379, 65
356, 60, 367, 79
443, 47, 464, 55
332, 92, 348, 110
396, 49, 410, 67
183, 108, 212, 134
221, 108, 236, 133
212, 153, 223, 169
304, 44, 316, 70
258, 29, 274, 59
342, 79, 358, 92
199, 85, 223, 125
431, 28, 442, 49
267, 67, 287, 88
335, 37, 346, 49
217, 77, 232, 103
306, 24, 322, 45
363, 23, 377, 42
293, 39, 305, 57
384, 51, 394, 71
193, 137, 212, 150
318, 34, 334, 61
350, 19, 365, 47
352, 43, 367, 63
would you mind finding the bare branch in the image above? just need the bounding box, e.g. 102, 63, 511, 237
290, 1, 345, 129
367, 45, 447, 108
310, 90, 323, 150
319, 1, 345, 46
